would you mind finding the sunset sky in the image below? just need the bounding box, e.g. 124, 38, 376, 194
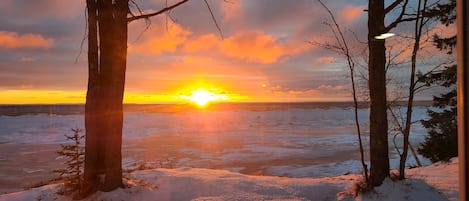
0, 0, 455, 104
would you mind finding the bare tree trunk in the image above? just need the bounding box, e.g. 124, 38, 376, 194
351, 70, 369, 184
368, 0, 390, 187
96, 0, 127, 191
315, 0, 369, 184
82, 0, 191, 195
399, 0, 427, 180
83, 0, 128, 193
83, 0, 101, 194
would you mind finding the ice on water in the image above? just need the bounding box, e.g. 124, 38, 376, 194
0, 103, 431, 189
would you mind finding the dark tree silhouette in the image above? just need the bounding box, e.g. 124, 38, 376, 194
83, 0, 190, 195
418, 0, 457, 163
54, 128, 85, 196
367, 0, 389, 187
367, 0, 420, 186
397, 0, 428, 180
314, 0, 369, 185
82, 0, 222, 196
418, 65, 457, 162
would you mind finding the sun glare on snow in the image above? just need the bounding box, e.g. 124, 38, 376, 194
180, 88, 228, 107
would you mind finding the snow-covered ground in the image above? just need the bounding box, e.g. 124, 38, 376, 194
0, 158, 458, 201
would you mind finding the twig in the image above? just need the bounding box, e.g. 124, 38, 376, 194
127, 0, 189, 23
203, 0, 224, 39
75, 6, 88, 64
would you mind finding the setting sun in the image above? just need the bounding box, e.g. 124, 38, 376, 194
180, 88, 228, 107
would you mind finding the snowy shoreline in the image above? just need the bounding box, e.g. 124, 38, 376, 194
0, 158, 458, 201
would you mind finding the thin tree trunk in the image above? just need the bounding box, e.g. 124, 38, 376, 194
399, 0, 427, 180
368, 0, 390, 187
409, 143, 422, 166
388, 105, 422, 168
315, 0, 369, 184
351, 73, 369, 183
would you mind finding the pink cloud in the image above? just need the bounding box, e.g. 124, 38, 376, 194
318, 84, 347, 91
339, 6, 364, 21
384, 22, 457, 64
0, 31, 53, 49
317, 57, 335, 64
19, 57, 36, 62
260, 84, 351, 102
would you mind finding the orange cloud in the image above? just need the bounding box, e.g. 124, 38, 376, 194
182, 30, 308, 64
339, 6, 364, 21
124, 53, 269, 95
183, 56, 214, 64
183, 34, 219, 53
220, 31, 287, 64
0, 31, 53, 49
128, 20, 191, 55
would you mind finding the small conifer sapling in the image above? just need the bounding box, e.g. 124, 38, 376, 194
54, 128, 85, 196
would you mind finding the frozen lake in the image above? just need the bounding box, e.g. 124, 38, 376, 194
0, 102, 432, 192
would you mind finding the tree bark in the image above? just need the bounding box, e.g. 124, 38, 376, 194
83, 0, 102, 194
96, 0, 128, 191
83, 0, 189, 195
83, 0, 128, 193
368, 0, 390, 186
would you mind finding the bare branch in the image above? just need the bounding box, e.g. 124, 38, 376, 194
75, 5, 88, 64
413, 84, 429, 94
129, 0, 151, 27
131, 20, 152, 43
392, 133, 402, 156
166, 0, 170, 32
388, 105, 405, 133
127, 0, 189, 23
309, 41, 344, 55
129, 0, 145, 17
384, 0, 404, 14
384, 17, 418, 33
316, 0, 368, 184
349, 29, 367, 45
203, 0, 224, 39
414, 84, 437, 94
384, 0, 415, 33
